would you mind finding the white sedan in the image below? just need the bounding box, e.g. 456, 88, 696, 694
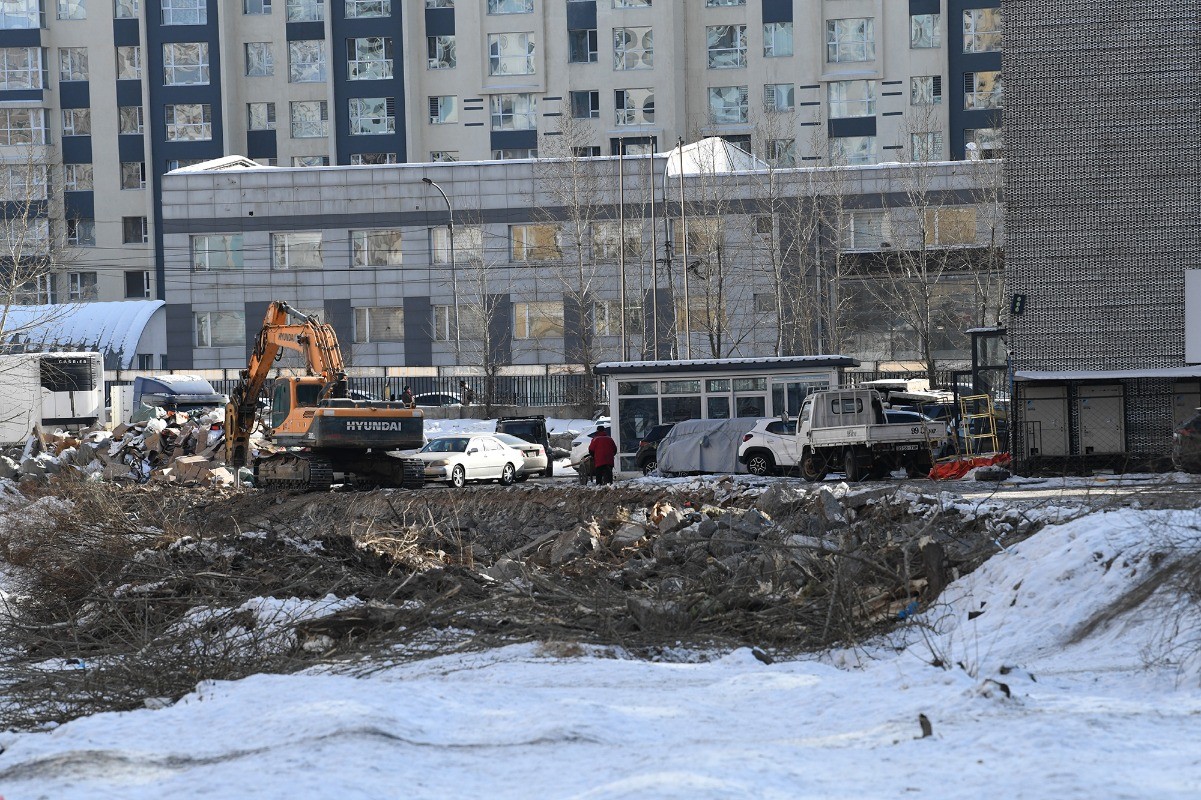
492, 433, 549, 479
411, 434, 525, 488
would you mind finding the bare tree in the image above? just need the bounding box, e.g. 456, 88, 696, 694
448, 209, 512, 416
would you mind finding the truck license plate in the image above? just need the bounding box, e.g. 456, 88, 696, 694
895, 444, 920, 451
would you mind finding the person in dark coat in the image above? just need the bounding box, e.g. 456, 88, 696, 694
399, 385, 414, 407
588, 427, 618, 485
459, 380, 475, 406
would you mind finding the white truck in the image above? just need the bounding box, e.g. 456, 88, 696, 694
0, 352, 106, 446
796, 388, 943, 481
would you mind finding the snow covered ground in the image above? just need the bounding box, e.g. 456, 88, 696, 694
2, 499, 1201, 798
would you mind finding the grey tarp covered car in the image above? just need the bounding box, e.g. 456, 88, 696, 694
654, 418, 761, 475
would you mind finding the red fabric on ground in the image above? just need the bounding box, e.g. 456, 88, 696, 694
929, 453, 1011, 480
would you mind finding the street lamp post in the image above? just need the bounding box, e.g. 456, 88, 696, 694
422, 177, 459, 364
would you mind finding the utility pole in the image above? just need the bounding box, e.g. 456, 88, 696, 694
422, 177, 459, 364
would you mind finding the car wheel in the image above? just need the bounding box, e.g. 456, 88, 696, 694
450, 465, 467, 489
641, 459, 657, 476
499, 463, 516, 486
843, 448, 862, 482
746, 451, 775, 477
800, 450, 828, 483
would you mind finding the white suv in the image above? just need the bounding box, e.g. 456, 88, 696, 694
737, 418, 799, 476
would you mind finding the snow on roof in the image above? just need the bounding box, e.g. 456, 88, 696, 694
2, 300, 164, 369
1016, 366, 1201, 382
664, 137, 771, 177
168, 155, 271, 173
596, 355, 860, 375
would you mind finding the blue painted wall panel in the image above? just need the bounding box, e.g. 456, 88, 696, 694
425, 7, 454, 36
246, 129, 277, 159
64, 191, 94, 219
61, 136, 93, 163
566, 1, 596, 29
113, 18, 139, 46
116, 79, 142, 105
762, 0, 793, 24
58, 81, 89, 108
828, 116, 877, 138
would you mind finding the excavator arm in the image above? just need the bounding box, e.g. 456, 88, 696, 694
225, 301, 348, 468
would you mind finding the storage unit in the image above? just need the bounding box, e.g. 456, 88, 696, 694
1076, 384, 1125, 455
0, 352, 106, 445
1021, 385, 1070, 457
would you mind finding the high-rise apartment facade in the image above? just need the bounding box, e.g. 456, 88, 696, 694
0, 0, 1001, 311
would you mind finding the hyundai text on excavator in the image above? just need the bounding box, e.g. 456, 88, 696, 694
225, 301, 425, 491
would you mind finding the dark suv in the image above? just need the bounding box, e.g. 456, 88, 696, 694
635, 423, 675, 475
496, 415, 554, 477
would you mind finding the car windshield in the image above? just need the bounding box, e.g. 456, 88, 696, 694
421, 437, 469, 453
493, 433, 529, 448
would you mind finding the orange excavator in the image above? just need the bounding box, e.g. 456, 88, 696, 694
225, 301, 425, 490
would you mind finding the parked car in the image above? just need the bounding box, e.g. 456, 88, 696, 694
737, 418, 800, 476
411, 434, 524, 488
1173, 410, 1201, 472
492, 432, 549, 480
412, 392, 461, 407
495, 415, 554, 477
634, 423, 675, 475
569, 426, 605, 466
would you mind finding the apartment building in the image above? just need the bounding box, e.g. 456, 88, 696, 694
0, 0, 1002, 314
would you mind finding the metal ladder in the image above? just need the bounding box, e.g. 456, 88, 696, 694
958, 394, 1000, 455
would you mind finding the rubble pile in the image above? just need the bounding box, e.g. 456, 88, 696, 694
5, 409, 236, 487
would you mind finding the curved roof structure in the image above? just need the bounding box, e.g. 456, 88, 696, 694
2, 300, 165, 369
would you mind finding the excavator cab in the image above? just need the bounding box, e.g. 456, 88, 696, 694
269, 376, 329, 440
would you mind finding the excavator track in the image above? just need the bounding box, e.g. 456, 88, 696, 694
253, 453, 334, 492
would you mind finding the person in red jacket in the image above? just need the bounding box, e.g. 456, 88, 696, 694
588, 427, 618, 485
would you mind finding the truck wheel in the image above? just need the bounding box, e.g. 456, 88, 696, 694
800, 450, 828, 482
499, 463, 516, 486
843, 448, 862, 482
450, 465, 467, 489
746, 451, 775, 477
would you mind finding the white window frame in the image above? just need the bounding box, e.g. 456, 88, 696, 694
427, 35, 455, 69
763, 22, 792, 57
116, 45, 141, 79
61, 108, 90, 136
910, 13, 941, 48
345, 0, 387, 17
963, 8, 1002, 54
63, 162, 92, 191
829, 79, 875, 119
708, 85, 748, 124
272, 231, 323, 269
613, 26, 652, 70
354, 306, 404, 343
964, 70, 1003, 110
488, 32, 534, 76
910, 75, 942, 105
826, 18, 875, 63
347, 36, 392, 80
161, 0, 205, 25
120, 161, 146, 189
614, 88, 654, 126
289, 100, 328, 138
285, 0, 322, 21
706, 24, 747, 69
68, 270, 97, 301
194, 310, 245, 349
0, 47, 42, 90
245, 42, 272, 77
163, 42, 209, 85
764, 83, 794, 113
288, 40, 326, 82
487, 0, 531, 14
164, 103, 211, 141
349, 97, 395, 135
351, 229, 402, 267
489, 93, 536, 131
428, 95, 457, 125
513, 301, 565, 340
58, 47, 86, 82
191, 233, 244, 270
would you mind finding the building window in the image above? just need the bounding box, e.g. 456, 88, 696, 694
488, 32, 534, 76
513, 302, 564, 340
706, 24, 746, 68
286, 0, 322, 21
58, 47, 86, 82
1, 0, 42, 28
354, 306, 404, 343
17, 274, 57, 304
69, 270, 97, 301
925, 207, 977, 247
120, 161, 146, 189
289, 40, 326, 82
570, 90, 600, 119
911, 75, 942, 105
431, 225, 482, 262
763, 22, 792, 57
614, 0, 651, 7
568, 28, 597, 63
965, 127, 1002, 159
351, 229, 402, 267
425, 0, 452, 6
137, 354, 153, 370
194, 311, 245, 348
0, 47, 42, 90
766, 138, 796, 167
67, 218, 95, 246
245, 42, 272, 77
615, 88, 654, 125
350, 152, 397, 165
163, 42, 209, 85
191, 233, 243, 270
764, 83, 794, 112
349, 97, 395, 135
826, 18, 874, 63
829, 79, 874, 118
592, 300, 628, 337
125, 269, 151, 298
428, 95, 457, 124
0, 108, 45, 144
910, 131, 944, 161
116, 45, 141, 79
347, 36, 392, 80
56, 0, 85, 19
842, 211, 889, 251
429, 151, 458, 163
272, 231, 322, 268
487, 0, 531, 14
161, 0, 205, 25
292, 155, 329, 167
244, 0, 270, 14
119, 105, 144, 134
61, 108, 90, 136
432, 305, 456, 342
0, 163, 46, 201
164, 103, 211, 140
346, 0, 387, 17
963, 8, 1002, 53
62, 163, 92, 191
165, 159, 203, 171
910, 14, 941, 48
427, 35, 455, 69
591, 221, 641, 261
490, 93, 536, 130
493, 148, 537, 160
964, 71, 1003, 110
115, 0, 138, 17
290, 100, 328, 137
829, 136, 875, 166
510, 224, 561, 262
705, 0, 743, 5
573, 146, 602, 157
122, 216, 148, 244
708, 86, 748, 124
247, 101, 275, 130
613, 26, 652, 70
